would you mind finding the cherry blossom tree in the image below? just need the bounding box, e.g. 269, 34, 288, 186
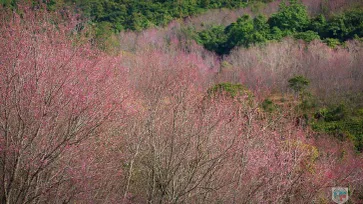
0, 4, 128, 203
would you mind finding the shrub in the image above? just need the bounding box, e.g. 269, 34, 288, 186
323, 38, 341, 48
293, 30, 321, 42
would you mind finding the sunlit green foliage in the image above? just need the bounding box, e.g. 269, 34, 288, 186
293, 30, 320, 42
325, 9, 363, 41
268, 0, 310, 32
312, 105, 363, 152
208, 82, 250, 98
226, 15, 265, 48
64, 0, 255, 32
196, 1, 363, 54
197, 25, 228, 55
197, 14, 270, 54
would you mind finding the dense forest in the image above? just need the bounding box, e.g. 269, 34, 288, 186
1, 0, 363, 203
197, 2, 363, 54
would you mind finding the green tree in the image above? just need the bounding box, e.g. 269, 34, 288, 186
325, 9, 363, 41
288, 75, 310, 99
323, 38, 341, 48
225, 14, 270, 50
293, 30, 320, 42
309, 14, 327, 36
225, 15, 255, 48
268, 0, 310, 32
200, 0, 211, 8
268, 26, 284, 41
197, 25, 229, 54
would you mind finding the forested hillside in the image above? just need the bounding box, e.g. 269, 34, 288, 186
196, 1, 363, 54
1, 0, 363, 203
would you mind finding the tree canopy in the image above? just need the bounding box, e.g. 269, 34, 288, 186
196, 1, 363, 54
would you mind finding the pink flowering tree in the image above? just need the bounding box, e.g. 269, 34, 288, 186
0, 4, 128, 203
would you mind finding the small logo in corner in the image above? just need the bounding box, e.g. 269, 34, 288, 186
332, 187, 349, 204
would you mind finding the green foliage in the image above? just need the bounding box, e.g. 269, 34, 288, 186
197, 25, 228, 55
309, 14, 327, 35
323, 38, 341, 48
268, 0, 310, 32
197, 14, 270, 54
288, 76, 312, 111
63, 0, 257, 32
92, 21, 120, 53
309, 9, 363, 45
293, 30, 320, 42
299, 91, 317, 110
1, 0, 16, 7
268, 26, 284, 41
312, 105, 363, 152
207, 82, 250, 98
288, 75, 310, 93
226, 15, 257, 48
0, 0, 272, 51
6, 0, 363, 53
324, 9, 363, 41
262, 99, 277, 112
44, 0, 66, 11
196, 2, 363, 54
49, 0, 273, 50
225, 14, 270, 50
323, 104, 347, 122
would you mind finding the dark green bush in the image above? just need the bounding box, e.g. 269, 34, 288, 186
325, 9, 363, 41
324, 104, 347, 122
197, 25, 229, 55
